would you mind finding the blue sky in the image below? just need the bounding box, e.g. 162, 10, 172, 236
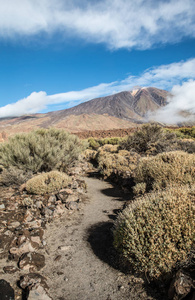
0, 0, 195, 119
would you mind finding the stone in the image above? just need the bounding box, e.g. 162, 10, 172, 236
35, 201, 43, 209
10, 239, 39, 256
18, 252, 45, 271
8, 221, 20, 229
20, 273, 48, 290
48, 195, 56, 203
53, 204, 64, 217
65, 201, 78, 210
26, 219, 42, 229
43, 207, 53, 217
3, 266, 18, 274
168, 270, 194, 300
0, 204, 5, 209
0, 279, 15, 300
66, 194, 79, 203
28, 285, 52, 300
58, 245, 71, 251
59, 188, 73, 194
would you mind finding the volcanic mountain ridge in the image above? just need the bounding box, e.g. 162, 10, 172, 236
0, 87, 169, 136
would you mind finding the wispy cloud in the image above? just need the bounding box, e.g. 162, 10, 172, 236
0, 0, 195, 49
148, 80, 195, 124
0, 58, 195, 118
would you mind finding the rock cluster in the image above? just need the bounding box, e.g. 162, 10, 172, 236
0, 174, 87, 299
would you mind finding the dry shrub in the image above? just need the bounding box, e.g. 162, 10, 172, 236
177, 138, 195, 154
82, 149, 97, 161
120, 124, 178, 155
113, 185, 195, 280
0, 167, 33, 187
26, 171, 71, 195
99, 144, 119, 153
134, 151, 195, 193
0, 128, 84, 173
97, 148, 140, 179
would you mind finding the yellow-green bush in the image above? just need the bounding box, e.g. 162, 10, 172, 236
26, 171, 71, 195
0, 128, 84, 173
167, 127, 195, 140
97, 149, 140, 178
134, 151, 195, 193
113, 185, 195, 280
88, 137, 122, 150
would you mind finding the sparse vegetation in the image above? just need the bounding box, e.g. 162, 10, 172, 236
113, 185, 195, 280
0, 166, 33, 187
88, 137, 122, 150
97, 148, 140, 179
119, 124, 178, 155
0, 128, 84, 173
134, 151, 195, 193
166, 126, 195, 139
26, 171, 71, 195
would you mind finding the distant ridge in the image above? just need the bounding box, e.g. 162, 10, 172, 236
0, 87, 169, 136
46, 87, 169, 124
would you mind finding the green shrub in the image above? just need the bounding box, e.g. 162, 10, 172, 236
88, 138, 100, 150
113, 185, 195, 280
26, 171, 71, 195
88, 137, 122, 150
167, 127, 195, 140
120, 124, 177, 155
0, 128, 84, 173
134, 151, 195, 193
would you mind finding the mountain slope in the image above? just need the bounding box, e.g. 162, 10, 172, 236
0, 87, 169, 136
47, 87, 169, 124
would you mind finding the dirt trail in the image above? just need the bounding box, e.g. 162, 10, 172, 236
43, 176, 146, 300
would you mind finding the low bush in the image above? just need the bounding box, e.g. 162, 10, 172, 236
88, 137, 122, 150
0, 167, 33, 187
113, 185, 195, 280
167, 127, 195, 140
97, 148, 140, 179
0, 128, 84, 173
134, 151, 195, 193
119, 124, 177, 155
26, 171, 71, 195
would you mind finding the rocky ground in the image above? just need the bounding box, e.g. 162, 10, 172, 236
0, 163, 194, 299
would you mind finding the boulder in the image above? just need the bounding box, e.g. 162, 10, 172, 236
0, 279, 15, 300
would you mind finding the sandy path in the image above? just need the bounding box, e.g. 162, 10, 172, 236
43, 176, 143, 300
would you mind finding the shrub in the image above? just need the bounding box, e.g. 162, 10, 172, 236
134, 151, 195, 193
0, 128, 84, 173
167, 127, 195, 140
97, 148, 140, 179
113, 185, 195, 280
88, 138, 100, 150
87, 137, 122, 150
0, 167, 33, 187
26, 171, 71, 195
119, 124, 177, 155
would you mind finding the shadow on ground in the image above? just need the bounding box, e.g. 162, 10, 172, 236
86, 221, 127, 273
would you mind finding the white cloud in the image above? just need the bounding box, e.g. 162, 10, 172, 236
148, 80, 195, 124
0, 0, 195, 49
0, 58, 195, 119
